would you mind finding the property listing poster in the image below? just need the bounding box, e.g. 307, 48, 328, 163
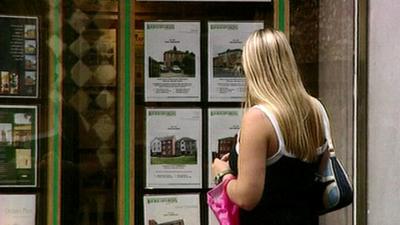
208, 108, 242, 187
143, 194, 200, 225
144, 21, 201, 102
0, 194, 36, 225
208, 21, 264, 102
146, 108, 202, 188
0, 105, 37, 187
0, 15, 39, 98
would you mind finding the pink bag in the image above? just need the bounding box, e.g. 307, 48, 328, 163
207, 176, 240, 225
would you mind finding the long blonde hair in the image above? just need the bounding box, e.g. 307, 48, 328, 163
242, 28, 325, 162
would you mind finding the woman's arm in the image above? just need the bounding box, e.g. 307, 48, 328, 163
212, 107, 275, 210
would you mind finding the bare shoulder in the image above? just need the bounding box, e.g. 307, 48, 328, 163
242, 107, 268, 123
241, 107, 274, 137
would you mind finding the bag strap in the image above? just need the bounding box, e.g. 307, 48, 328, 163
314, 99, 334, 151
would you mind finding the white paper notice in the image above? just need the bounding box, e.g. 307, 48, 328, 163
143, 194, 200, 225
208, 108, 242, 187
0, 194, 36, 225
145, 21, 201, 102
146, 108, 202, 188
208, 22, 264, 102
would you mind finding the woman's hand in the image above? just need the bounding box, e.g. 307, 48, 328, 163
212, 153, 231, 177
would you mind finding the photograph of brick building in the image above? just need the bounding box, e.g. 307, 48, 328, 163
150, 136, 197, 157
212, 135, 237, 160
149, 135, 198, 165
150, 136, 176, 157
148, 46, 195, 78
176, 137, 197, 156
213, 48, 243, 77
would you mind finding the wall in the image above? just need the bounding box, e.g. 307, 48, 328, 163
318, 0, 354, 224
368, 0, 400, 224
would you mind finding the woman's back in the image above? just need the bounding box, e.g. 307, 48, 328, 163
228, 103, 330, 225
230, 152, 320, 225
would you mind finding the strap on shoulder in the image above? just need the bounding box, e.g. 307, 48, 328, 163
313, 99, 334, 150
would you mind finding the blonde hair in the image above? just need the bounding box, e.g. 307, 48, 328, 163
242, 28, 325, 162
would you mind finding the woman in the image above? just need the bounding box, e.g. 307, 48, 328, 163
212, 28, 333, 225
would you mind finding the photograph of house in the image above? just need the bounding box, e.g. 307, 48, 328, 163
176, 137, 196, 155
149, 135, 198, 165
14, 113, 32, 125
150, 136, 176, 157
9, 72, 19, 94
24, 40, 36, 54
24, 24, 36, 39
0, 71, 10, 93
25, 71, 36, 86
25, 55, 37, 70
150, 136, 197, 157
213, 48, 243, 78
0, 72, 20, 94
13, 124, 32, 145
0, 123, 12, 145
213, 135, 237, 160
148, 46, 195, 78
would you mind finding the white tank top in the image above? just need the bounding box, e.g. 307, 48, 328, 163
236, 100, 333, 166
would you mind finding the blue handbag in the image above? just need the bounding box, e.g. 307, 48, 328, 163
314, 150, 353, 215
313, 100, 353, 215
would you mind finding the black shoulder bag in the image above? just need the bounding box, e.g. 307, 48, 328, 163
313, 100, 353, 215
313, 149, 353, 215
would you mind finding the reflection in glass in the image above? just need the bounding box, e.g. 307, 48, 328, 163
62, 1, 118, 225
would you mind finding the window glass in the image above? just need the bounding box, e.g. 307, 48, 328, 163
0, 0, 51, 224
61, 1, 119, 225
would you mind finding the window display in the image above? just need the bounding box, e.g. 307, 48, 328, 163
207, 108, 242, 187
0, 0, 358, 225
143, 194, 201, 225
0, 15, 39, 98
144, 21, 201, 102
135, 2, 273, 224
207, 21, 264, 102
0, 105, 37, 187
145, 108, 202, 188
